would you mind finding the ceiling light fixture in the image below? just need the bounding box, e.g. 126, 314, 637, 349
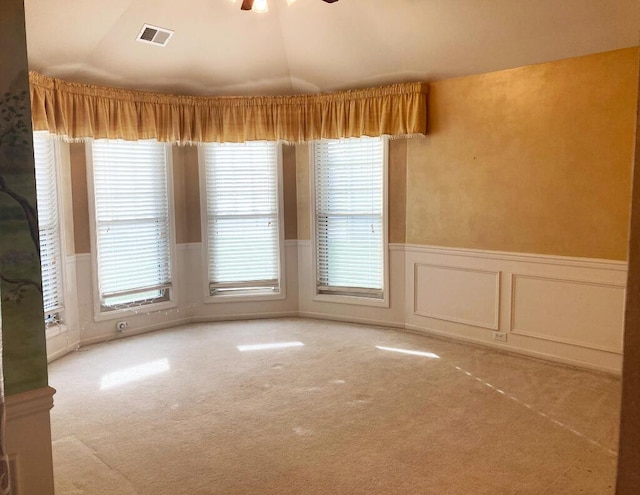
240, 0, 338, 13
252, 0, 269, 13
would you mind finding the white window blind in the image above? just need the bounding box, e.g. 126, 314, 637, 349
314, 136, 384, 298
33, 131, 64, 318
91, 140, 172, 309
203, 141, 280, 295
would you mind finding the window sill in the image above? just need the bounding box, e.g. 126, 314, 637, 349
313, 293, 389, 308
93, 299, 177, 322
205, 291, 286, 304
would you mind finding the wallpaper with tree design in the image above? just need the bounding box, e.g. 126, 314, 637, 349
0, 0, 49, 398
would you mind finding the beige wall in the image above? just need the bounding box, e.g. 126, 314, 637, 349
173, 145, 201, 244
282, 144, 298, 240
70, 143, 90, 254
406, 48, 638, 261
295, 144, 311, 240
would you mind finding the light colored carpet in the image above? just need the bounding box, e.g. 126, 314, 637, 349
48, 318, 620, 494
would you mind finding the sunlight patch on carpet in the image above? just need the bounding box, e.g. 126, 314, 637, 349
375, 345, 440, 359
237, 341, 304, 352
100, 358, 170, 390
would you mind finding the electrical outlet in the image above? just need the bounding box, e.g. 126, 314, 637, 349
116, 321, 128, 333
492, 331, 507, 343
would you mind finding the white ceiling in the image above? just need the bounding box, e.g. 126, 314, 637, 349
24, 0, 640, 96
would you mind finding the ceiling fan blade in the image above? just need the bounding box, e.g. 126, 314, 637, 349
241, 0, 254, 10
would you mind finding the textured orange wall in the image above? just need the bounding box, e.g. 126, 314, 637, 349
407, 48, 638, 260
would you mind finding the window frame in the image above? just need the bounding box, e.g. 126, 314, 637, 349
32, 131, 68, 337
310, 137, 389, 308
86, 139, 178, 321
198, 142, 286, 304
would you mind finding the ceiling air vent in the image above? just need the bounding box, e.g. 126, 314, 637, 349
136, 24, 173, 47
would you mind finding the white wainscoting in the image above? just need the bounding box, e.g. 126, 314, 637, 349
50, 241, 627, 373
48, 241, 301, 359
510, 274, 625, 353
404, 244, 627, 373
5, 386, 56, 495
46, 255, 81, 362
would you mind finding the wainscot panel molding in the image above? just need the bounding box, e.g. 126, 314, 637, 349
510, 274, 625, 354
413, 263, 500, 330
5, 386, 56, 495
404, 244, 627, 373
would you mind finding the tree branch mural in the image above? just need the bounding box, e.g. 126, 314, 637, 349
0, 88, 43, 303
0, 4, 52, 491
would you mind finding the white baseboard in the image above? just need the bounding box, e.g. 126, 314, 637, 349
79, 312, 300, 348
5, 387, 56, 495
298, 311, 405, 330
190, 311, 300, 323
404, 323, 620, 375
47, 341, 79, 364
80, 316, 193, 348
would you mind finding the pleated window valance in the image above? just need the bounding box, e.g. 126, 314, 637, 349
29, 72, 428, 144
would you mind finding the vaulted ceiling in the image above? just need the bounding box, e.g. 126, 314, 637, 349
24, 0, 640, 96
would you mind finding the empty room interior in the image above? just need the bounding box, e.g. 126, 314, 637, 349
2, 0, 640, 494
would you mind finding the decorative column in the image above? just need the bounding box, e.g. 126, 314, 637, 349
0, 0, 55, 494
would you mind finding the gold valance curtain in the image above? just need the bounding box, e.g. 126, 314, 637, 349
29, 72, 427, 144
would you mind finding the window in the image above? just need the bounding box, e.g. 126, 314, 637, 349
89, 140, 174, 313
33, 131, 64, 322
313, 136, 387, 302
201, 141, 283, 299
